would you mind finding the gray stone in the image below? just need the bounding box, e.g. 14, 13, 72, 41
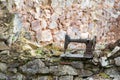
93, 49, 101, 65
51, 13, 59, 21
113, 76, 120, 80
31, 20, 41, 31
59, 76, 73, 80
117, 67, 120, 72
20, 59, 49, 74
23, 32, 31, 40
107, 46, 120, 57
60, 52, 84, 58
0, 34, 8, 40
8, 68, 17, 73
53, 76, 59, 80
51, 0, 59, 9
33, 76, 52, 80
91, 67, 100, 73
93, 50, 102, 58
114, 57, 120, 66
0, 41, 9, 50
0, 62, 7, 72
41, 19, 47, 29
80, 32, 89, 39
0, 73, 7, 79
54, 30, 66, 41
66, 0, 73, 7
105, 67, 120, 80
71, 61, 83, 69
78, 69, 93, 77
23, 22, 30, 31
35, 7, 41, 19
49, 66, 59, 75
99, 57, 109, 67
38, 67, 49, 74
74, 77, 83, 80
0, 50, 9, 55
58, 65, 78, 76
50, 65, 78, 76
13, 0, 24, 10
13, 14, 22, 42
49, 21, 58, 29
41, 30, 52, 41
9, 73, 25, 80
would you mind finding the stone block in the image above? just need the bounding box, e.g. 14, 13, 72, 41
53, 30, 66, 41
49, 21, 58, 29
0, 62, 7, 72
33, 76, 52, 80
20, 59, 49, 74
114, 57, 120, 66
58, 65, 78, 76
49, 66, 59, 75
0, 73, 7, 80
41, 30, 53, 41
31, 20, 41, 31
59, 76, 73, 80
41, 19, 47, 29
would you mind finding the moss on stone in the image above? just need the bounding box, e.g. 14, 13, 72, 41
99, 72, 110, 79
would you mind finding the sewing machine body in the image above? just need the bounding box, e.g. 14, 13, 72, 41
63, 34, 96, 59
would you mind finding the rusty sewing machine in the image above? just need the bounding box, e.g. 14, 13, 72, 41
62, 34, 96, 59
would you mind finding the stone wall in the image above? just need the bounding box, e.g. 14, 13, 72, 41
0, 50, 120, 80
0, 0, 120, 80
2, 0, 120, 49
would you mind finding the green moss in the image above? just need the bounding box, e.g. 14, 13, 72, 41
44, 44, 63, 51
35, 48, 44, 55
99, 72, 110, 79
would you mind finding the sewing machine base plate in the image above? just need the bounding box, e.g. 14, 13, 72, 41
60, 52, 93, 59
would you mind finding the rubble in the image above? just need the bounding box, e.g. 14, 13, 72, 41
107, 46, 120, 57
99, 57, 109, 67
33, 76, 52, 80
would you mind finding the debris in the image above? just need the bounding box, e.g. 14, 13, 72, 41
107, 46, 120, 58
99, 57, 109, 67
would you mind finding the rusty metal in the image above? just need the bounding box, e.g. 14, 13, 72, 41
64, 34, 96, 58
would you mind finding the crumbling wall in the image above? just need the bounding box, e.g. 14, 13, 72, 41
4, 0, 120, 49
0, 1, 120, 80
